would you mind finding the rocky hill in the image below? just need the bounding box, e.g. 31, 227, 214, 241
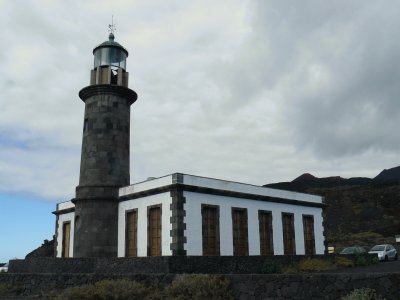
25, 238, 55, 258
265, 166, 400, 250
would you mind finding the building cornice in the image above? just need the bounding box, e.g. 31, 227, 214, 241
118, 183, 326, 208
52, 207, 75, 216
79, 85, 137, 104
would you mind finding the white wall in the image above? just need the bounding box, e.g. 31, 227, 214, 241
57, 200, 74, 211
119, 175, 173, 197
56, 212, 75, 258
118, 193, 172, 257
184, 192, 325, 256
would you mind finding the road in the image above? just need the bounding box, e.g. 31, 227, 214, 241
329, 259, 400, 273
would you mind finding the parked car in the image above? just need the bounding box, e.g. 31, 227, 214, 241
0, 263, 8, 272
368, 244, 398, 261
339, 246, 366, 255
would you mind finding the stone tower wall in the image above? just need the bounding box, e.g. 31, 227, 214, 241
73, 84, 137, 257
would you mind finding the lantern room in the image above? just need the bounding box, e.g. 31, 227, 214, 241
90, 33, 130, 87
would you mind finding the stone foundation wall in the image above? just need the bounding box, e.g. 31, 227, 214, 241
8, 254, 376, 274
0, 273, 399, 299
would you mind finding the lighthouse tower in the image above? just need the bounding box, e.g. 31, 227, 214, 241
73, 32, 137, 257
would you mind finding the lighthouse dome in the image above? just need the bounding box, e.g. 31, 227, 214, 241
93, 33, 128, 70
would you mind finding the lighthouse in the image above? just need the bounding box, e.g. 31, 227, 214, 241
53, 29, 326, 261
73, 31, 137, 257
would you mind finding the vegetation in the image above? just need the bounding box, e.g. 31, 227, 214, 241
297, 258, 334, 272
354, 253, 368, 266
266, 173, 400, 250
56, 279, 160, 300
165, 275, 234, 300
261, 258, 282, 274
341, 288, 386, 300
0, 282, 22, 297
262, 255, 369, 274
55, 276, 234, 300
333, 256, 354, 268
334, 232, 386, 252
371, 256, 380, 264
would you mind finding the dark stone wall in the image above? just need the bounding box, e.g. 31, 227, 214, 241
78, 90, 133, 188
73, 84, 137, 258
1, 272, 399, 299
73, 198, 118, 257
8, 255, 377, 275
170, 183, 187, 256
229, 273, 400, 300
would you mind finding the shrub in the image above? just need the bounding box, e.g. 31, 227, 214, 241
371, 256, 379, 264
261, 259, 282, 274
341, 287, 386, 300
281, 265, 299, 274
165, 275, 234, 300
354, 254, 367, 266
56, 279, 160, 300
57, 276, 234, 300
0, 282, 22, 296
297, 258, 334, 272
334, 256, 354, 268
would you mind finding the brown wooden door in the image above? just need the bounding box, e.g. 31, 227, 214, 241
259, 211, 274, 255
232, 208, 248, 256
303, 215, 315, 255
202, 205, 220, 256
148, 206, 161, 256
282, 213, 296, 255
62, 222, 71, 258
126, 210, 138, 257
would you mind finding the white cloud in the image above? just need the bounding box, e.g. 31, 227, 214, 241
1, 0, 399, 201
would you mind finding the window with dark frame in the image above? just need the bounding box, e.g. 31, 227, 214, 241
61, 221, 71, 258
125, 210, 138, 257
282, 213, 296, 255
83, 118, 88, 132
259, 210, 274, 255
303, 215, 316, 255
232, 208, 248, 256
202, 205, 220, 256
148, 206, 161, 256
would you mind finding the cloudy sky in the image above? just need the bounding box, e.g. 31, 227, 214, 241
1, 0, 399, 261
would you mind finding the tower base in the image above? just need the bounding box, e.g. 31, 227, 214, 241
73, 187, 119, 257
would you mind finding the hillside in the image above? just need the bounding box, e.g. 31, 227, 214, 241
265, 166, 400, 249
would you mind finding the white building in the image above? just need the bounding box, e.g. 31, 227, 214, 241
55, 173, 325, 258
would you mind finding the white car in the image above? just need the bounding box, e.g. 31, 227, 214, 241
368, 244, 398, 261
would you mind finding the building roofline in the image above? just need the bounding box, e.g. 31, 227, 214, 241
120, 172, 323, 204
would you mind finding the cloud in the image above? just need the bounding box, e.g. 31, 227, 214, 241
1, 0, 399, 200
212, 0, 400, 159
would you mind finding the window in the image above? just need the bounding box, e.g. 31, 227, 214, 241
259, 211, 274, 255
202, 205, 220, 256
61, 222, 71, 258
111, 68, 118, 84
83, 118, 88, 132
148, 206, 161, 256
232, 208, 248, 256
303, 215, 315, 255
125, 210, 138, 257
282, 213, 296, 255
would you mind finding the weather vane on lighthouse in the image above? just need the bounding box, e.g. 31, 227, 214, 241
109, 15, 116, 35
